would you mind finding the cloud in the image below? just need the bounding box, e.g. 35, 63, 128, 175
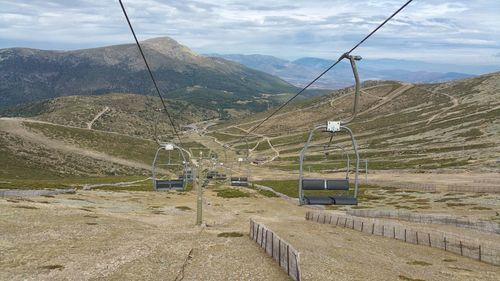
0, 0, 499, 66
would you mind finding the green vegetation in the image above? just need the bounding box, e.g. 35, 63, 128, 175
254, 180, 299, 197
0, 176, 146, 190
457, 128, 483, 138
38, 265, 64, 271
253, 140, 272, 151
398, 275, 425, 281
217, 232, 244, 238
470, 206, 492, 210
257, 189, 279, 197
206, 132, 241, 142
175, 206, 192, 211
25, 122, 159, 165
216, 188, 250, 198
407, 260, 433, 266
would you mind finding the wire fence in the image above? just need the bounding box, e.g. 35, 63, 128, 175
347, 209, 500, 235
306, 212, 500, 266
249, 219, 301, 281
368, 180, 500, 193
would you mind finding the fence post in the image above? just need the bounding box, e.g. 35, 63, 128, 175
404, 229, 407, 242
287, 244, 290, 275
264, 229, 268, 252
428, 233, 431, 247
261, 227, 265, 247
278, 240, 281, 266
393, 226, 396, 239
256, 225, 260, 243
336, 217, 339, 226
478, 245, 481, 261
459, 241, 463, 256
372, 223, 375, 234
444, 237, 447, 251
295, 253, 301, 281
271, 232, 274, 258
361, 222, 364, 232
416, 231, 419, 245
329, 215, 333, 224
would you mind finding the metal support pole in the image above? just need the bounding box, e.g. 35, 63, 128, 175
195, 166, 203, 226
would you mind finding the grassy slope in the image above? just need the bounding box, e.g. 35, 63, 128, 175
0, 121, 209, 187
213, 73, 500, 171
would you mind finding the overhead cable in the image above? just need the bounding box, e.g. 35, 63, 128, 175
238, 0, 415, 141
118, 0, 183, 145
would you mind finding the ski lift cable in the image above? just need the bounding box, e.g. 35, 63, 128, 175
118, 0, 183, 145
237, 0, 414, 141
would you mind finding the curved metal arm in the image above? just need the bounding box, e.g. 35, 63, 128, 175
340, 55, 362, 125
299, 125, 326, 201
340, 126, 360, 198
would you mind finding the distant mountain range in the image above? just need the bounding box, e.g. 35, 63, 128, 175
207, 54, 494, 89
0, 37, 298, 111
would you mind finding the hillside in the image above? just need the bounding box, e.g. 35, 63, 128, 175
0, 37, 298, 111
208, 72, 500, 172
0, 93, 219, 138
210, 54, 477, 89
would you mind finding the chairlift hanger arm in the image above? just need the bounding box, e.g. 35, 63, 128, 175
340, 54, 362, 125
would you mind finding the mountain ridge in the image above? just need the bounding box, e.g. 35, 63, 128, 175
0, 37, 298, 110
208, 53, 485, 89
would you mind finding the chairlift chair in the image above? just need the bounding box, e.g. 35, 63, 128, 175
229, 140, 250, 186
299, 127, 359, 205
298, 54, 362, 205
152, 142, 189, 191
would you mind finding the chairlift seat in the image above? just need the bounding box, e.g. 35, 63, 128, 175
231, 176, 249, 186
303, 195, 357, 205
214, 173, 227, 180
302, 179, 349, 190
155, 179, 185, 190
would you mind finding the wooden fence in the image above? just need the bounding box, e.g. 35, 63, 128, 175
347, 209, 500, 234
249, 219, 301, 280
306, 212, 500, 266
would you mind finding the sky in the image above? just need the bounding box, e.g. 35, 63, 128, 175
0, 0, 499, 67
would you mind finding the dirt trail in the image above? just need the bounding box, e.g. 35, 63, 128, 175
249, 137, 280, 165
0, 118, 151, 171
361, 83, 414, 115
86, 106, 110, 129
426, 92, 460, 125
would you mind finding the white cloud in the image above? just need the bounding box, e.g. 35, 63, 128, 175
0, 0, 498, 66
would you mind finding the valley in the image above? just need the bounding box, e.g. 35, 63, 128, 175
1, 34, 499, 281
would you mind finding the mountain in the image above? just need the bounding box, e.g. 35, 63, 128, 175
0, 37, 298, 111
208, 54, 482, 89
210, 72, 500, 171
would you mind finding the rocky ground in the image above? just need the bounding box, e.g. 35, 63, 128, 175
1, 183, 499, 281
